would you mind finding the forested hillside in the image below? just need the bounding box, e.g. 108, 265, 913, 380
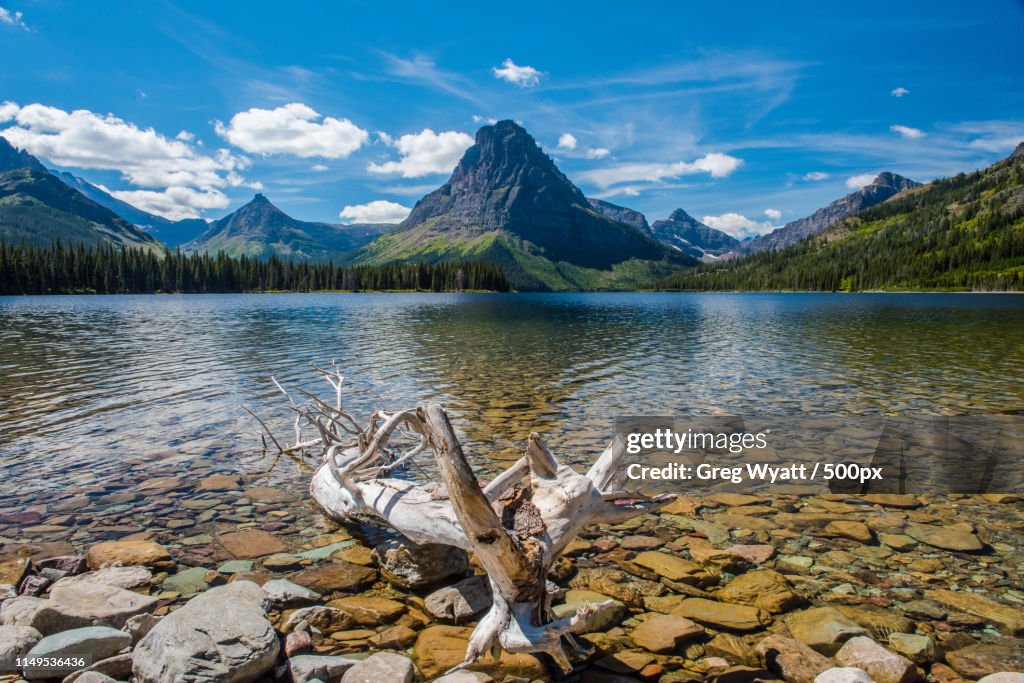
659, 146, 1024, 291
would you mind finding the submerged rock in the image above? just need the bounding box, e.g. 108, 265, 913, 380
85, 541, 173, 570
754, 634, 832, 683
630, 613, 704, 653
784, 607, 869, 656
132, 581, 278, 683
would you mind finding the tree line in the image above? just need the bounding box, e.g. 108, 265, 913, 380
0, 241, 513, 294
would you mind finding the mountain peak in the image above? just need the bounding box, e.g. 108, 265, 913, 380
0, 136, 47, 174
668, 208, 699, 223
1011, 141, 1024, 160
251, 193, 272, 205
871, 172, 917, 192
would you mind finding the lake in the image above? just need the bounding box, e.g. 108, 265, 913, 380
1, 292, 1022, 534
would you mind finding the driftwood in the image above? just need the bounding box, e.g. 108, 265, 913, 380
260, 364, 674, 674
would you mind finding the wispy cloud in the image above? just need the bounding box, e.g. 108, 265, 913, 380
891, 87, 910, 97
578, 152, 742, 189
0, 5, 27, 30
890, 124, 925, 139
381, 53, 486, 106
802, 171, 829, 181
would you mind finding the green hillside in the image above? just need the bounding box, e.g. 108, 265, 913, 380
356, 227, 681, 291
659, 147, 1024, 292
0, 169, 163, 252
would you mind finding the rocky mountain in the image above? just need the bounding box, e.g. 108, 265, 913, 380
51, 171, 209, 247
355, 120, 691, 290
740, 172, 921, 254
660, 144, 1024, 291
0, 138, 162, 251
650, 208, 739, 260
0, 137, 47, 174
184, 193, 393, 262
587, 198, 651, 234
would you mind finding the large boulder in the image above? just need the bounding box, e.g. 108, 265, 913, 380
132, 581, 279, 683
0, 624, 42, 674
372, 539, 468, 590
3, 582, 159, 636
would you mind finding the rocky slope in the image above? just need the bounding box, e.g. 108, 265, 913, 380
651, 209, 740, 260
740, 172, 921, 254
184, 194, 393, 263
355, 120, 692, 290
588, 198, 652, 234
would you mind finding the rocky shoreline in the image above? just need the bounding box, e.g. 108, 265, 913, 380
1, 475, 1022, 682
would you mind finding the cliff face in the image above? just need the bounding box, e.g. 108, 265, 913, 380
650, 209, 739, 259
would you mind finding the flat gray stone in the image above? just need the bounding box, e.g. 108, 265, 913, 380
341, 652, 414, 683
262, 579, 321, 608
289, 654, 360, 683
24, 626, 130, 680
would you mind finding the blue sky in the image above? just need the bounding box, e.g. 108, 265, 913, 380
1, 1, 1022, 236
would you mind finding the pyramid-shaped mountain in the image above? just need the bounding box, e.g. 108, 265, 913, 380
355, 120, 692, 290
650, 208, 739, 260
184, 193, 392, 262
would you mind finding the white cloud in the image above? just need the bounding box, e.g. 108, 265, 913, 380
802, 171, 829, 181
0, 102, 253, 219
0, 100, 18, 123
492, 59, 542, 88
310, 164, 329, 172
109, 187, 231, 221
472, 115, 497, 124
557, 133, 577, 151
586, 147, 611, 159
215, 103, 368, 159
764, 208, 782, 220
890, 124, 925, 139
339, 200, 411, 224
0, 5, 27, 29
846, 173, 878, 189
702, 213, 777, 239
367, 128, 473, 178
175, 130, 194, 141
891, 87, 910, 97
579, 152, 742, 188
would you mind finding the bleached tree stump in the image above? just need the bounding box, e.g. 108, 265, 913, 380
261, 364, 674, 673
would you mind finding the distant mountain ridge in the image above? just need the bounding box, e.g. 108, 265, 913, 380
740, 172, 920, 254
587, 198, 651, 234
660, 145, 1024, 291
0, 138, 162, 251
184, 193, 394, 262
355, 120, 691, 290
650, 208, 739, 260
